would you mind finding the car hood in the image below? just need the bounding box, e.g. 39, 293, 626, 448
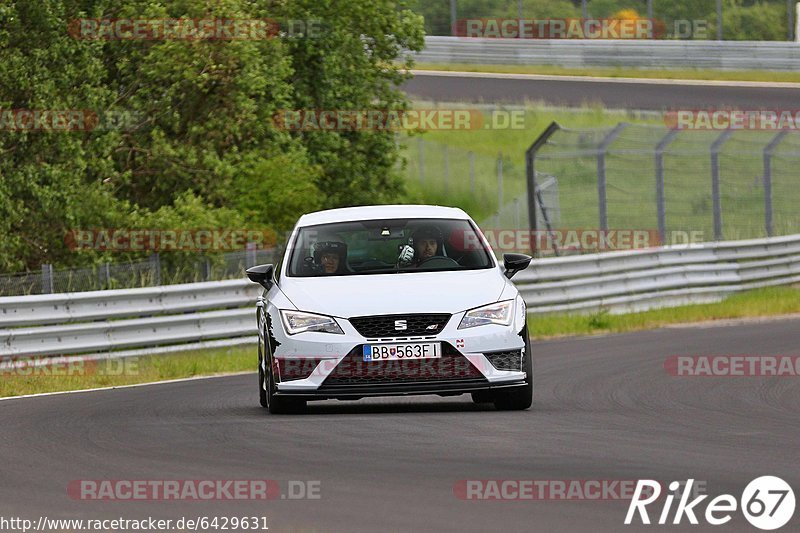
279, 268, 509, 318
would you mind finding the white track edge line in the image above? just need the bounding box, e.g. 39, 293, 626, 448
0, 371, 252, 402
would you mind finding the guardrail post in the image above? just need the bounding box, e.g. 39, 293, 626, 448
597, 123, 628, 232
417, 137, 424, 182
497, 152, 503, 213
710, 130, 733, 241
469, 151, 475, 194
41, 264, 53, 294
443, 144, 449, 195
99, 262, 111, 289
202, 258, 212, 281
763, 131, 789, 237
246, 242, 257, 268
149, 253, 161, 286
796, 3, 800, 42
525, 122, 561, 256
655, 130, 679, 245
535, 184, 559, 256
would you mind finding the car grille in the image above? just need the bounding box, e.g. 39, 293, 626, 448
484, 350, 523, 371
320, 344, 485, 388
349, 313, 451, 338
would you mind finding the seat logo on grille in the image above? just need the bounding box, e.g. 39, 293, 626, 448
394, 320, 407, 331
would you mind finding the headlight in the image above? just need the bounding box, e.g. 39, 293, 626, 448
280, 310, 344, 335
458, 300, 514, 329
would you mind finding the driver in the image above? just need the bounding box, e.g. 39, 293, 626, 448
312, 241, 348, 274
398, 225, 443, 267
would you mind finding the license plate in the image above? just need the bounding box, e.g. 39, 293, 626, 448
363, 343, 442, 361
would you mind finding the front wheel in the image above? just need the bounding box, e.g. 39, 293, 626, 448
258, 341, 268, 408
260, 337, 306, 414
493, 326, 533, 411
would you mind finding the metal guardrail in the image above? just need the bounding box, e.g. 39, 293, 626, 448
515, 234, 800, 314
523, 122, 800, 246
0, 279, 261, 358
416, 36, 800, 71
1, 234, 798, 359
0, 279, 257, 328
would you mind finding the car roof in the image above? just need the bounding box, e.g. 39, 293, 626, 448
297, 205, 471, 227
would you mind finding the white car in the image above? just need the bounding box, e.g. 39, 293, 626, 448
246, 205, 533, 414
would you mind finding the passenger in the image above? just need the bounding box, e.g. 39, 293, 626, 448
313, 241, 348, 275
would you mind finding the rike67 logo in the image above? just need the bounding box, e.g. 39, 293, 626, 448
625, 477, 795, 530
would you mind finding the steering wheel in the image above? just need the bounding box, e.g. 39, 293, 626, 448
417, 256, 459, 269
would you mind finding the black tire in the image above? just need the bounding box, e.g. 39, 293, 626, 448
258, 341, 268, 408
260, 333, 306, 414
493, 326, 533, 411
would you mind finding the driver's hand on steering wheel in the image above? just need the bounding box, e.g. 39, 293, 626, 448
398, 245, 414, 266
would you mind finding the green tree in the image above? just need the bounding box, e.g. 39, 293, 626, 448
0, 0, 122, 271
275, 0, 425, 207
230, 150, 323, 233
716, 0, 787, 40
0, 0, 424, 272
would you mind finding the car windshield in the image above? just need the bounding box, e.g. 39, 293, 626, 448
287, 218, 494, 277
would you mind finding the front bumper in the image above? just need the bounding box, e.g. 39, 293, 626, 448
275, 380, 527, 400
265, 305, 528, 400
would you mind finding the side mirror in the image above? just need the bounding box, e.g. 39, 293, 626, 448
246, 264, 275, 290
503, 253, 532, 280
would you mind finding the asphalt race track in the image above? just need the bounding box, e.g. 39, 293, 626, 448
1, 317, 798, 532
404, 71, 800, 110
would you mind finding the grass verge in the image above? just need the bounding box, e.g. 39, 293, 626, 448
529, 287, 800, 339
1, 288, 798, 399
414, 63, 800, 83
0, 345, 254, 399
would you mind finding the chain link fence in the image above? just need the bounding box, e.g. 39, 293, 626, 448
402, 123, 800, 256
403, 136, 547, 228
526, 122, 800, 249
0, 247, 279, 297
401, 136, 561, 258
